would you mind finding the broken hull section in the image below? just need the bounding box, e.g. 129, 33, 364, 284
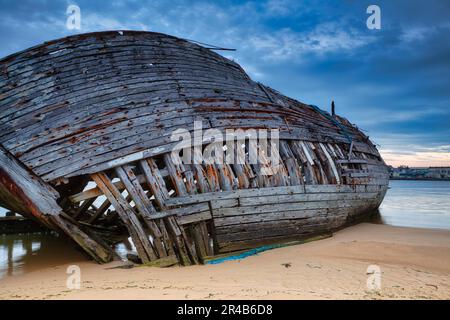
0, 31, 389, 264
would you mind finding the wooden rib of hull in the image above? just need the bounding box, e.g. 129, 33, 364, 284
0, 31, 389, 265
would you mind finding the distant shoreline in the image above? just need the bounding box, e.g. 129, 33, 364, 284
389, 178, 450, 181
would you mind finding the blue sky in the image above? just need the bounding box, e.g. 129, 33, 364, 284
0, 0, 449, 166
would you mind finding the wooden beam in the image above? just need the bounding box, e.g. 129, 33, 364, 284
139, 159, 169, 209
0, 147, 113, 263
72, 197, 96, 220
87, 198, 110, 223
50, 215, 114, 263
164, 153, 192, 196
139, 158, 195, 264
115, 165, 166, 258
91, 172, 157, 263
336, 159, 368, 164
0, 147, 59, 224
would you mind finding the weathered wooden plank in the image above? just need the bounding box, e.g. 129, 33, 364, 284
115, 165, 166, 258
279, 140, 303, 185
8, 82, 294, 154
237, 192, 378, 207
307, 142, 329, 184
319, 142, 341, 184
1, 35, 243, 74
217, 231, 333, 253
1, 48, 249, 99
87, 198, 110, 223
139, 165, 184, 260
91, 172, 157, 263
188, 222, 211, 262
115, 166, 156, 215
69, 173, 152, 203
146, 203, 211, 220
0, 147, 114, 263
139, 159, 169, 209
216, 164, 235, 191
11, 99, 376, 178
337, 159, 368, 164
177, 211, 212, 225
162, 217, 188, 265
200, 164, 219, 194
342, 172, 369, 178
0, 57, 256, 123
213, 198, 377, 221
164, 153, 189, 196
50, 214, 115, 263
139, 157, 198, 264
214, 209, 329, 227
216, 216, 347, 243
72, 197, 96, 220
166, 185, 307, 206
210, 199, 239, 209
221, 202, 371, 228
0, 146, 59, 221
304, 184, 359, 193
165, 183, 384, 211
200, 221, 213, 256
1, 64, 247, 108
290, 140, 318, 184
35, 126, 379, 182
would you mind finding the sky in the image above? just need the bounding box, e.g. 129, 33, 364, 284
0, 0, 449, 167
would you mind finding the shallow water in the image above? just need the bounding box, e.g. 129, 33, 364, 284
0, 233, 85, 279
0, 232, 136, 279
0, 180, 449, 279
378, 180, 450, 230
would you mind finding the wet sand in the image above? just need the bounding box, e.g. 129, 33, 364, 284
0, 223, 449, 300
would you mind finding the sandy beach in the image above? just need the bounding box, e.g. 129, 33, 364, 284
0, 223, 449, 300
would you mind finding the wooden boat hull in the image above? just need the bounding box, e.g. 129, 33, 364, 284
164, 183, 388, 253
0, 31, 389, 264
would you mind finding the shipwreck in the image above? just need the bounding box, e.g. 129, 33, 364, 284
0, 31, 389, 264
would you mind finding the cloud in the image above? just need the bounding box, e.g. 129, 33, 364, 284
401, 26, 433, 43
244, 23, 375, 62
0, 0, 448, 166
356, 107, 449, 127
81, 14, 129, 31
380, 150, 450, 167
264, 0, 297, 17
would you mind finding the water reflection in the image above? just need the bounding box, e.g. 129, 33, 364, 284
0, 232, 139, 279
0, 233, 85, 279
378, 180, 450, 230
113, 236, 137, 259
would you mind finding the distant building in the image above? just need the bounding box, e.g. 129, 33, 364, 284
390, 166, 450, 180
426, 167, 450, 179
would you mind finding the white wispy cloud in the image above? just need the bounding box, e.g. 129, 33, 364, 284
356, 106, 448, 126
81, 14, 129, 31
243, 23, 375, 62
264, 0, 295, 16
380, 149, 450, 167
379, 138, 450, 167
